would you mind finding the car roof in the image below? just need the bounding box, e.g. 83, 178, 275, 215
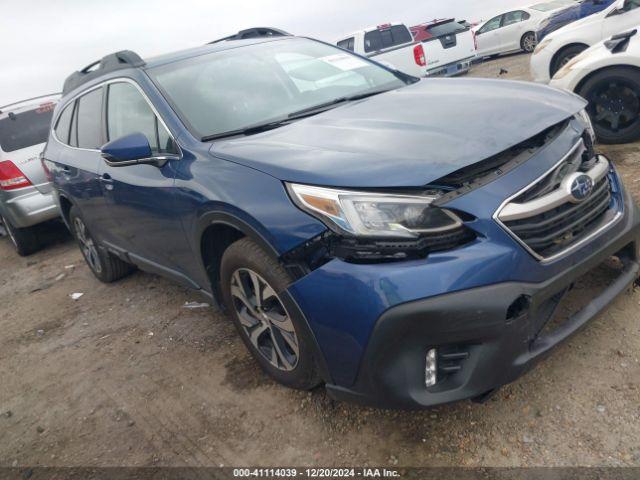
61, 28, 294, 97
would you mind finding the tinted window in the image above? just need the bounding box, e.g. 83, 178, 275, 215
0, 104, 54, 153
149, 38, 406, 139
623, 0, 640, 11
337, 37, 355, 51
107, 82, 174, 154
76, 88, 103, 149
54, 103, 74, 144
479, 15, 503, 33
503, 11, 528, 26
364, 25, 413, 53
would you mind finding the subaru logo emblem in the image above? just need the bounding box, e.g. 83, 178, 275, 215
569, 174, 594, 202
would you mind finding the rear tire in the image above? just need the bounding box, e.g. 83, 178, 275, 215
69, 206, 133, 283
578, 67, 640, 144
220, 238, 321, 390
521, 32, 537, 53
551, 45, 587, 77
0, 215, 39, 256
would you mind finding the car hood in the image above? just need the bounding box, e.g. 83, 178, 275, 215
210, 78, 585, 188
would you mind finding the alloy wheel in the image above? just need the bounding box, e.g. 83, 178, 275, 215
523, 34, 537, 53
230, 268, 299, 371
73, 217, 102, 274
590, 80, 640, 133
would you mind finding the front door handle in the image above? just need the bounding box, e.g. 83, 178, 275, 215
99, 173, 114, 191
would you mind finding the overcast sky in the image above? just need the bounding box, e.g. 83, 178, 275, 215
1, 0, 529, 106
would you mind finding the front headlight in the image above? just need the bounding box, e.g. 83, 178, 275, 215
534, 38, 552, 54
287, 183, 462, 239
576, 108, 596, 143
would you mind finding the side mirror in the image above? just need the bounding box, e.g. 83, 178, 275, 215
101, 133, 176, 167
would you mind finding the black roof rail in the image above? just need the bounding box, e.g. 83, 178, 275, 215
62, 50, 145, 96
208, 27, 292, 44
0, 93, 60, 114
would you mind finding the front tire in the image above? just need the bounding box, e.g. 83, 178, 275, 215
578, 67, 640, 144
521, 32, 537, 53
69, 206, 133, 283
1, 215, 39, 256
220, 238, 321, 390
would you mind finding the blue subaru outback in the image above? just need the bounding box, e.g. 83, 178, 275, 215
43, 28, 640, 408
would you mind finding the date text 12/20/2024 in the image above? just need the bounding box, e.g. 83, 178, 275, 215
233, 468, 401, 478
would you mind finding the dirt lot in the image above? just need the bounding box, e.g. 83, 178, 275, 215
1, 53, 639, 468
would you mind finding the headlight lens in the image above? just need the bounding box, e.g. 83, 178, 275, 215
534, 38, 552, 54
576, 108, 596, 143
287, 183, 462, 239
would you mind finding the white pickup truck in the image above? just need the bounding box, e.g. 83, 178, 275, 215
336, 21, 477, 77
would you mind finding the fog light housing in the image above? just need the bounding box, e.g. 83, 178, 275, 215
425, 348, 437, 387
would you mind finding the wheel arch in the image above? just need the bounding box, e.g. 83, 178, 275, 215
550, 42, 590, 78
574, 64, 640, 97
198, 211, 280, 307
197, 211, 334, 384
57, 193, 75, 230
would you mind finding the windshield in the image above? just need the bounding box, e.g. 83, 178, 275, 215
148, 38, 408, 139
0, 105, 54, 153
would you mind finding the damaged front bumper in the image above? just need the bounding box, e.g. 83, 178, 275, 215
285, 170, 640, 409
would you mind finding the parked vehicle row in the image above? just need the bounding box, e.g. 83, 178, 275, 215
531, 0, 640, 80
34, 30, 640, 408
0, 95, 61, 255
336, 21, 476, 78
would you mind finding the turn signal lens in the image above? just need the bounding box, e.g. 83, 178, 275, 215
426, 348, 437, 387
0, 160, 32, 190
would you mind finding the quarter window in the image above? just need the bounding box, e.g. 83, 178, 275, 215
75, 88, 103, 149
106, 82, 175, 154
54, 103, 74, 144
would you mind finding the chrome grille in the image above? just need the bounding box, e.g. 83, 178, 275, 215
495, 140, 620, 262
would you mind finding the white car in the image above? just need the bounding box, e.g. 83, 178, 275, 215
550, 28, 640, 143
472, 1, 576, 58
531, 0, 640, 82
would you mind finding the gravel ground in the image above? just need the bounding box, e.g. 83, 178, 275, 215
1, 53, 639, 468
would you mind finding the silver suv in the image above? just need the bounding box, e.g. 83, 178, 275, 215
0, 95, 60, 255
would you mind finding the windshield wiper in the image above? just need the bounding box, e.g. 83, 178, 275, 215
201, 119, 292, 141
202, 88, 394, 142
287, 88, 394, 120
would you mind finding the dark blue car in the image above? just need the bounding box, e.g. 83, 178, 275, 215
43, 29, 640, 409
537, 0, 616, 42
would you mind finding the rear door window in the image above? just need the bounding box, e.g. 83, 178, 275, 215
364, 25, 413, 53
75, 88, 103, 149
0, 105, 54, 152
